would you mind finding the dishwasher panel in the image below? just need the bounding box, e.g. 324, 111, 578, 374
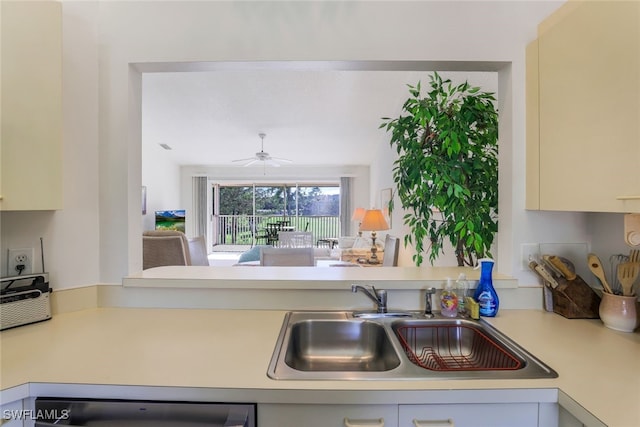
34, 398, 256, 427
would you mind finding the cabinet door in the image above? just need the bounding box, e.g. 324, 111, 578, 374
534, 1, 640, 212
1, 399, 24, 427
399, 403, 539, 427
559, 405, 584, 427
259, 404, 398, 427
0, 1, 63, 210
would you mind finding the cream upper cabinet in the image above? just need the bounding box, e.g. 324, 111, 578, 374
1, 1, 63, 210
527, 0, 640, 212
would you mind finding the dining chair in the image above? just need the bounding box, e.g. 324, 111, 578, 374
382, 234, 400, 267
266, 223, 281, 246
260, 247, 315, 266
188, 236, 210, 266
253, 227, 271, 247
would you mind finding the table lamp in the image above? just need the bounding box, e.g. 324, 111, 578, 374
359, 209, 390, 264
351, 207, 366, 237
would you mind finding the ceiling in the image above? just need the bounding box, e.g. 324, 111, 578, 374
141, 68, 498, 167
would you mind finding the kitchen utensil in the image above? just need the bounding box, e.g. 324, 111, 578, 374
547, 255, 577, 280
558, 256, 577, 275
541, 255, 564, 278
629, 249, 640, 263
529, 261, 555, 312
588, 253, 614, 294
609, 253, 628, 294
617, 262, 639, 296
530, 260, 559, 288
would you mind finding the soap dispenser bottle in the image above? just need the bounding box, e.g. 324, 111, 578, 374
456, 273, 469, 315
440, 278, 458, 317
473, 258, 499, 317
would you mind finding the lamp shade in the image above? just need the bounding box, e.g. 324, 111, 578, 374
360, 209, 390, 231
351, 207, 366, 222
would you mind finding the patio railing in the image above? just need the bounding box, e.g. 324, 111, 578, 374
215, 215, 340, 246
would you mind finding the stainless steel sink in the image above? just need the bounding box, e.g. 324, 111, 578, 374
352, 311, 413, 319
267, 312, 558, 380
284, 319, 400, 372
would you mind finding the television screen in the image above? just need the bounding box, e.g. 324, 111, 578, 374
155, 210, 186, 232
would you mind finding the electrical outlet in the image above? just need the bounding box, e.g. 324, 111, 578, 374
8, 248, 34, 275
521, 243, 540, 271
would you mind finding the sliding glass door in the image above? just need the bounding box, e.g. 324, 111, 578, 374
211, 183, 340, 246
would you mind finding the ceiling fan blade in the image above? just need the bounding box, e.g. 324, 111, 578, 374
264, 159, 282, 167
270, 157, 293, 163
232, 133, 293, 167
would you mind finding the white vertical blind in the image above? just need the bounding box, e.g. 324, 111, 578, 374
192, 176, 208, 239
340, 177, 351, 237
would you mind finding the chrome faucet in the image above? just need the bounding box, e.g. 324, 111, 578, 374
424, 287, 436, 318
351, 284, 387, 313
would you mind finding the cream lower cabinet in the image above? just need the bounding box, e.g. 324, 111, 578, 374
259, 402, 550, 427
1, 399, 24, 427
258, 404, 398, 427
527, 0, 640, 212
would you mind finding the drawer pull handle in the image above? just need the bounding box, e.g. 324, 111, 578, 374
344, 417, 384, 427
413, 419, 455, 427
616, 195, 640, 200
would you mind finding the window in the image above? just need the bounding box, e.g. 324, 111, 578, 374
213, 183, 340, 245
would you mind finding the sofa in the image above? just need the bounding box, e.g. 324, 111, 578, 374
235, 245, 338, 266
330, 235, 385, 263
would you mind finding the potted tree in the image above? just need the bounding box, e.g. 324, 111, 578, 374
381, 72, 499, 267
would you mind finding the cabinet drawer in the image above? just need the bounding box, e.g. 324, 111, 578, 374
399, 403, 538, 427
259, 404, 398, 427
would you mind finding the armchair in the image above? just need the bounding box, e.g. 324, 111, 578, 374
142, 230, 191, 269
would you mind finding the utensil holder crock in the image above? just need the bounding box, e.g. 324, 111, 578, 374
599, 292, 639, 332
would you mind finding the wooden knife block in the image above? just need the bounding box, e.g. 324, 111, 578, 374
552, 275, 601, 319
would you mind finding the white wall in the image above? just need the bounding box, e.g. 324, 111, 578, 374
142, 143, 182, 232
8, 0, 624, 291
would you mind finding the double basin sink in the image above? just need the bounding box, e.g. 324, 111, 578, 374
267, 311, 558, 380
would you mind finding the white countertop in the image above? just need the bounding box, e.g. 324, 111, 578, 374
1, 308, 639, 426
122, 265, 519, 289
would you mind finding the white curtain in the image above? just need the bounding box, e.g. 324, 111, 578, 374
192, 176, 208, 239
340, 177, 352, 237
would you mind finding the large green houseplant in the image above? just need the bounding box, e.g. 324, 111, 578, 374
381, 72, 499, 267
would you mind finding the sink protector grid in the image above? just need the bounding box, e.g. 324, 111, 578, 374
394, 323, 523, 371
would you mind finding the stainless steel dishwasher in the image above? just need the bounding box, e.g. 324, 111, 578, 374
34, 398, 256, 426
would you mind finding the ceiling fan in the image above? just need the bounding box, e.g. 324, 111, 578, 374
232, 133, 292, 167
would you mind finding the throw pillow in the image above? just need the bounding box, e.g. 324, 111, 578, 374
238, 245, 270, 263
